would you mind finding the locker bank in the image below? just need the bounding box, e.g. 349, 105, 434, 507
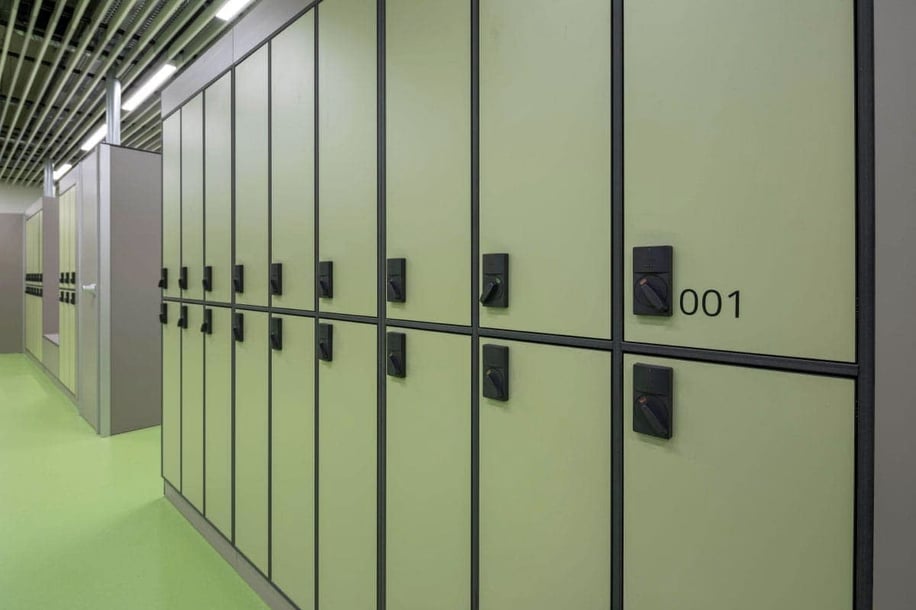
0, 1, 913, 609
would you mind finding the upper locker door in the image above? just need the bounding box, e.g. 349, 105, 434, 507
479, 0, 612, 339
271, 13, 315, 312
235, 46, 270, 308
162, 112, 181, 299
624, 356, 854, 609
205, 73, 233, 304
624, 0, 856, 361
386, 0, 470, 326
204, 306, 232, 538
182, 95, 204, 301
318, 0, 377, 318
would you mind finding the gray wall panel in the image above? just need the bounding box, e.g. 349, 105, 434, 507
0, 213, 23, 353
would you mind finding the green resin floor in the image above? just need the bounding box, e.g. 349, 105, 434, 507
0, 354, 267, 610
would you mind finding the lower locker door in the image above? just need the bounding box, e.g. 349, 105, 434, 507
67, 303, 76, 393
181, 305, 204, 511
480, 341, 611, 609
387, 330, 471, 609
623, 356, 854, 610
162, 304, 182, 489
318, 321, 376, 610
205, 307, 233, 537
271, 315, 316, 609
235, 311, 270, 573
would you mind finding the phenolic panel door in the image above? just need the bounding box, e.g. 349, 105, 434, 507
624, 0, 855, 361
162, 303, 182, 489
623, 356, 854, 609
480, 340, 611, 609
271, 12, 315, 312
318, 320, 376, 610
386, 329, 471, 609
234, 310, 269, 573
270, 315, 316, 609
234, 46, 270, 308
204, 306, 233, 537
479, 0, 612, 339
205, 73, 233, 304
318, 0, 377, 317
182, 95, 204, 300
386, 0, 470, 326
162, 112, 181, 299
181, 305, 204, 511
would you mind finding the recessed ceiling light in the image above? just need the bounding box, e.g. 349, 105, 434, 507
216, 0, 255, 22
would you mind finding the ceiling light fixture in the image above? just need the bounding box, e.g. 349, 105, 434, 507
52, 163, 72, 181
122, 63, 179, 112
216, 0, 255, 22
81, 125, 107, 151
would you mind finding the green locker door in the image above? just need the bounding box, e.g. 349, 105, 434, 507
624, 0, 855, 361
234, 310, 269, 573
182, 95, 204, 301
623, 356, 854, 609
162, 303, 181, 489
386, 0, 470, 326
271, 13, 315, 312
318, 320, 376, 610
205, 73, 233, 304
181, 305, 204, 511
162, 112, 181, 299
387, 329, 470, 609
480, 340, 611, 609
205, 306, 232, 537
271, 315, 315, 609
234, 46, 269, 308
318, 0, 377, 318
479, 0, 611, 339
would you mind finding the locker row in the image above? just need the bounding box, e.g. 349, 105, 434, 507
160, 301, 854, 610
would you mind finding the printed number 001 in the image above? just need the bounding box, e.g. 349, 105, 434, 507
679, 289, 740, 319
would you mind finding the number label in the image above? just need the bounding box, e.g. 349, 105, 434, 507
678, 289, 741, 319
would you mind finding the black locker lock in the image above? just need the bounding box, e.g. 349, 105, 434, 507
159, 303, 168, 325
482, 344, 510, 401
633, 363, 673, 440
200, 309, 212, 334
318, 261, 333, 299
233, 265, 245, 294
270, 263, 283, 296
72, 292, 77, 305
480, 253, 509, 308
60, 272, 65, 284
179, 266, 189, 290
233, 312, 245, 342
633, 246, 673, 316
318, 323, 333, 362
38, 273, 42, 282
71, 271, 76, 285
386, 258, 406, 303
177, 305, 189, 329
59, 291, 65, 303
270, 317, 283, 351
158, 268, 168, 289
386, 332, 406, 378
202, 266, 213, 292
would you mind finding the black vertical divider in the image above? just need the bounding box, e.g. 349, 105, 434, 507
178, 105, 184, 494
376, 1, 388, 608
202, 88, 208, 519
266, 39, 275, 581
230, 65, 237, 546
313, 6, 321, 610
470, 1, 480, 608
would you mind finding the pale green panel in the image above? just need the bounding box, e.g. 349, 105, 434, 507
623, 355, 854, 609
234, 311, 269, 572
204, 307, 233, 537
480, 341, 611, 609
623, 0, 855, 361
162, 113, 182, 299
181, 305, 204, 511
479, 0, 611, 339
234, 47, 270, 308
271, 315, 315, 609
205, 73, 233, 304
318, 320, 376, 610
182, 95, 204, 301
386, 0, 470, 326
161, 308, 182, 489
318, 0, 377, 317
387, 330, 470, 610
272, 12, 315, 312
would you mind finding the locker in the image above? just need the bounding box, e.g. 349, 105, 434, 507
182, 95, 205, 301
234, 47, 270, 308
386, 0, 470, 326
480, 340, 611, 609
479, 0, 611, 339
318, 320, 376, 610
181, 305, 204, 511
386, 329, 471, 609
204, 306, 233, 537
162, 303, 182, 489
318, 0, 377, 318
234, 310, 269, 572
271, 13, 315, 312
624, 0, 855, 361
162, 112, 181, 299
205, 73, 233, 304
623, 355, 854, 609
270, 315, 316, 608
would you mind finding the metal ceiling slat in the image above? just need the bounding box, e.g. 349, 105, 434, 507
0, 0, 37, 149
0, 1, 23, 129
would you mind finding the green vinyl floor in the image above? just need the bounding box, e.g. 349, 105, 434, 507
0, 354, 267, 610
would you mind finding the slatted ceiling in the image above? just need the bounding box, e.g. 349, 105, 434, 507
0, 0, 240, 185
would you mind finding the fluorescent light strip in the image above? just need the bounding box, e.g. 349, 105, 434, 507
52, 163, 72, 181
81, 125, 107, 151
122, 64, 178, 112
216, 0, 254, 21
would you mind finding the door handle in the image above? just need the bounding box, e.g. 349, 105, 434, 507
233, 265, 244, 294
318, 323, 333, 362
270, 317, 283, 350
177, 305, 188, 329
386, 332, 406, 378
635, 396, 670, 438
159, 303, 168, 325
633, 246, 673, 316
480, 253, 509, 307
318, 261, 333, 298
479, 279, 500, 305
178, 266, 188, 290
202, 266, 212, 292
200, 309, 212, 334
633, 364, 673, 439
483, 368, 507, 400
158, 268, 168, 289
81, 283, 97, 296
270, 263, 283, 296
482, 344, 510, 401
232, 312, 244, 342
637, 277, 667, 313
386, 258, 406, 303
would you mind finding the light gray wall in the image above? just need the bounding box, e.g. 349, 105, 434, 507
0, 213, 23, 353
0, 183, 41, 213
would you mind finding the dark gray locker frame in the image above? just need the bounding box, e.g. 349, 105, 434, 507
159, 0, 876, 608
